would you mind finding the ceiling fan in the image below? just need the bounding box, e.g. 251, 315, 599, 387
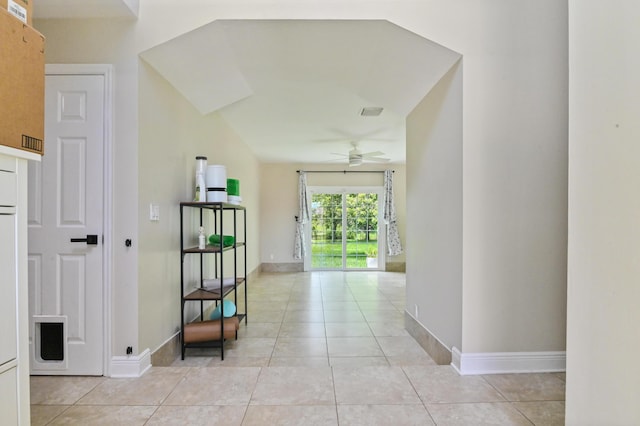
331, 142, 391, 167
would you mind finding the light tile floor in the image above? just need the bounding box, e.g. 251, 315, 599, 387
31, 271, 565, 425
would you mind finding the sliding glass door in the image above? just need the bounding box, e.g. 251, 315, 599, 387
305, 187, 384, 271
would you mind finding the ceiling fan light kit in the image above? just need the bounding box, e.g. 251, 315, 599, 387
339, 142, 390, 167
349, 153, 364, 167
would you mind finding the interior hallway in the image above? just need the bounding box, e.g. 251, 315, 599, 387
30, 271, 565, 425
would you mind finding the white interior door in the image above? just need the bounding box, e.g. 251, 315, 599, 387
28, 74, 105, 375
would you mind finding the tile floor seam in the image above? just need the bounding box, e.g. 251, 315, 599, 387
330, 367, 340, 425
400, 364, 438, 425
243, 368, 262, 420
269, 320, 283, 363
481, 374, 511, 402
508, 401, 538, 426
321, 284, 331, 365
45, 404, 72, 426
141, 405, 162, 425
156, 367, 190, 407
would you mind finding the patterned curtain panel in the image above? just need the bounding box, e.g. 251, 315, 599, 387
293, 171, 310, 259
383, 169, 403, 256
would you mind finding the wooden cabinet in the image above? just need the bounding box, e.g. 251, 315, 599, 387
0, 147, 40, 425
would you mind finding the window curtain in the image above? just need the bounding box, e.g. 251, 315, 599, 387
383, 169, 403, 256
293, 171, 310, 259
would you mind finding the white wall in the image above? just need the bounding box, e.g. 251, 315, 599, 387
406, 61, 463, 350
566, 1, 640, 424
260, 163, 406, 267
35, 0, 569, 364
33, 18, 142, 358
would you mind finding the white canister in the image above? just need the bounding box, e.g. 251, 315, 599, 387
207, 190, 228, 202
206, 165, 227, 188
206, 165, 227, 202
195, 156, 207, 202
195, 156, 207, 174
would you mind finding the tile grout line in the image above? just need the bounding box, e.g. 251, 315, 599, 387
400, 365, 438, 425
478, 375, 537, 425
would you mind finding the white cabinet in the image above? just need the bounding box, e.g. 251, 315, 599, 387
0, 147, 40, 425
0, 366, 19, 426
0, 213, 17, 365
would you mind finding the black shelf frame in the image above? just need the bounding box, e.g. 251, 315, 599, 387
179, 202, 247, 360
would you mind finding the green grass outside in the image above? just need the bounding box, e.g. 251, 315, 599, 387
311, 240, 378, 269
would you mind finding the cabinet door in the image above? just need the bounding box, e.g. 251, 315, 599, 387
0, 214, 17, 365
0, 366, 19, 426
0, 171, 17, 206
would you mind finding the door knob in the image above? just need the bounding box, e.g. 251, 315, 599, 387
70, 234, 98, 245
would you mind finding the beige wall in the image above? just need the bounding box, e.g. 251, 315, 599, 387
458, 2, 568, 354
137, 61, 260, 354
566, 1, 640, 424
34, 17, 261, 357
406, 61, 463, 350
38, 2, 640, 418
259, 163, 406, 266
35, 0, 568, 366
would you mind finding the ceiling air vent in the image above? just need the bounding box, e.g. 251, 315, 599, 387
360, 107, 383, 117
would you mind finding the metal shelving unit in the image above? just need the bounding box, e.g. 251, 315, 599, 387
179, 202, 247, 360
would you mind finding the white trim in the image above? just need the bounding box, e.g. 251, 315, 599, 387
0, 145, 41, 162
110, 348, 151, 378
45, 64, 114, 376
451, 347, 566, 375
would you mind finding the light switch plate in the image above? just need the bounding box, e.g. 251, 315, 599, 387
150, 204, 160, 221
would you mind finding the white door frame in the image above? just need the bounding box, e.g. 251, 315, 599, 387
45, 64, 113, 376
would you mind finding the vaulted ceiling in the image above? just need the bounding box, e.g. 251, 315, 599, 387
36, 2, 461, 165
35, 0, 139, 19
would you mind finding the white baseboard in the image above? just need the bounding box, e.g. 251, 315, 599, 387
110, 348, 152, 378
451, 347, 566, 375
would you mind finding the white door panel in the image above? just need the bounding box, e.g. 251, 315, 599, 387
29, 74, 104, 375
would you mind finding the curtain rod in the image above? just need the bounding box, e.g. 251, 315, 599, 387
296, 170, 393, 174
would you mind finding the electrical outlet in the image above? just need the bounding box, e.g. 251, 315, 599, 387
414, 304, 419, 319
126, 346, 133, 355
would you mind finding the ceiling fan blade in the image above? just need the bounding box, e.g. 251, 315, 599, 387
361, 151, 385, 158
364, 157, 391, 163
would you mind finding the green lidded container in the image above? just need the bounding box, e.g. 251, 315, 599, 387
208, 234, 235, 247
227, 178, 240, 196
